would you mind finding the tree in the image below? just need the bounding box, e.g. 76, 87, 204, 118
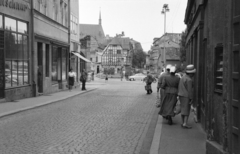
180, 30, 187, 62
132, 50, 147, 69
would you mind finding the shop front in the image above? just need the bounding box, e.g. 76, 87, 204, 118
0, 0, 32, 101
33, 3, 70, 95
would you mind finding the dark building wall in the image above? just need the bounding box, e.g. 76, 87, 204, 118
185, 0, 233, 153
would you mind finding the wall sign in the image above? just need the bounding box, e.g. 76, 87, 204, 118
0, 0, 29, 11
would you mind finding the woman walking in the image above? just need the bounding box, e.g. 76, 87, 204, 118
178, 64, 196, 129
159, 66, 180, 125
68, 68, 76, 91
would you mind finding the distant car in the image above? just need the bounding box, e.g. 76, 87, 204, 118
129, 73, 147, 81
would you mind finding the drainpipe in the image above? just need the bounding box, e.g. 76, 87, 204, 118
31, 0, 36, 97
67, 0, 71, 84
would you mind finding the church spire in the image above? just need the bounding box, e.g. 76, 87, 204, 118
99, 8, 102, 25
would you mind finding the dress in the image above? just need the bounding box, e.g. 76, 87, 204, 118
68, 72, 76, 86
159, 74, 180, 116
178, 74, 193, 116
157, 72, 170, 106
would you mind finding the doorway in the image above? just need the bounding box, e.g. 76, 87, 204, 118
97, 66, 99, 73
37, 42, 43, 93
0, 30, 4, 98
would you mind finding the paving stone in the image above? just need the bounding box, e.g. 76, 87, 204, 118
0, 81, 157, 154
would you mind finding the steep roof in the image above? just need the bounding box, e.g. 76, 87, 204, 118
79, 24, 105, 43
108, 37, 131, 50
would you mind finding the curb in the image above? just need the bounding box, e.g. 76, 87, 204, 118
139, 107, 159, 154
0, 88, 98, 119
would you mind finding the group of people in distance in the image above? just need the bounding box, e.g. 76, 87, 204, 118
145, 64, 196, 129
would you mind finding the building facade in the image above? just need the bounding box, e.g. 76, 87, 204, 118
79, 12, 105, 73
69, 0, 81, 87
33, 0, 70, 95
101, 37, 133, 77
184, 0, 239, 153
0, 0, 33, 101
149, 33, 181, 75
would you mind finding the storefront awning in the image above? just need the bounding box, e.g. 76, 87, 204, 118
72, 52, 91, 63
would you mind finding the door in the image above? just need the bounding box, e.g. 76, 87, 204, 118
97, 66, 99, 73
0, 30, 4, 98
37, 43, 43, 93
232, 0, 240, 152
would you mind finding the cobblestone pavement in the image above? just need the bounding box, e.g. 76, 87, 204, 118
0, 80, 157, 154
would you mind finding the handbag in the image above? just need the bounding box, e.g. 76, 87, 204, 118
145, 85, 151, 90
174, 100, 181, 115
156, 92, 161, 108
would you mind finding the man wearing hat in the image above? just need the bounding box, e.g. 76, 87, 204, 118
178, 64, 196, 129
157, 64, 171, 107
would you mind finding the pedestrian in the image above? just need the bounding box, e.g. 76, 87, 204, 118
105, 74, 108, 82
143, 72, 156, 94
91, 72, 94, 81
178, 64, 196, 129
68, 68, 76, 91
80, 69, 88, 91
157, 65, 171, 107
158, 66, 180, 125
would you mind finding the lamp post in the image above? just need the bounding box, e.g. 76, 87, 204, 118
161, 4, 170, 68
121, 57, 124, 81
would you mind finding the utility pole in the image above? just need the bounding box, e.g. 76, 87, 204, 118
161, 4, 170, 69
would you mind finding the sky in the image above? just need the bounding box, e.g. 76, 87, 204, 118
79, 0, 188, 52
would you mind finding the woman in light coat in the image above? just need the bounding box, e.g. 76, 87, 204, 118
178, 64, 196, 129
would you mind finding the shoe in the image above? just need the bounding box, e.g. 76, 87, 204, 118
182, 125, 192, 129
168, 117, 172, 125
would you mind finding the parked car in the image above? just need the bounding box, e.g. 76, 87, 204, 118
129, 73, 147, 81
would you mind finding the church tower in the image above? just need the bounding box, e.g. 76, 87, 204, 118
99, 9, 102, 25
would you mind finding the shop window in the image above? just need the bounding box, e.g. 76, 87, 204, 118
62, 48, 67, 81
5, 17, 16, 32
0, 15, 2, 29
52, 46, 58, 84
52, 46, 67, 83
17, 21, 27, 34
214, 44, 223, 93
4, 24, 29, 88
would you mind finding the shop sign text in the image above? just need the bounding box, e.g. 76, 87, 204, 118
0, 0, 29, 11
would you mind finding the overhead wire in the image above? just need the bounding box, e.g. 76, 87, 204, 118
170, 0, 182, 33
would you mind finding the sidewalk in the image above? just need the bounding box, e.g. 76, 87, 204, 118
151, 112, 207, 154
0, 79, 105, 119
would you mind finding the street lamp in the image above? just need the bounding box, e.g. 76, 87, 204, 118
161, 4, 170, 68
121, 57, 124, 81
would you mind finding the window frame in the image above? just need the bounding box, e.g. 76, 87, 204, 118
3, 15, 29, 88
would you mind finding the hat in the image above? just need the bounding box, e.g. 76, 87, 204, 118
166, 64, 172, 70
170, 66, 176, 73
186, 64, 196, 73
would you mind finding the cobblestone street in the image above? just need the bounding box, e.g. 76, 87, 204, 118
0, 80, 157, 154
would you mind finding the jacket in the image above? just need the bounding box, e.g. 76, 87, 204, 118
161, 74, 180, 94
178, 74, 193, 99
